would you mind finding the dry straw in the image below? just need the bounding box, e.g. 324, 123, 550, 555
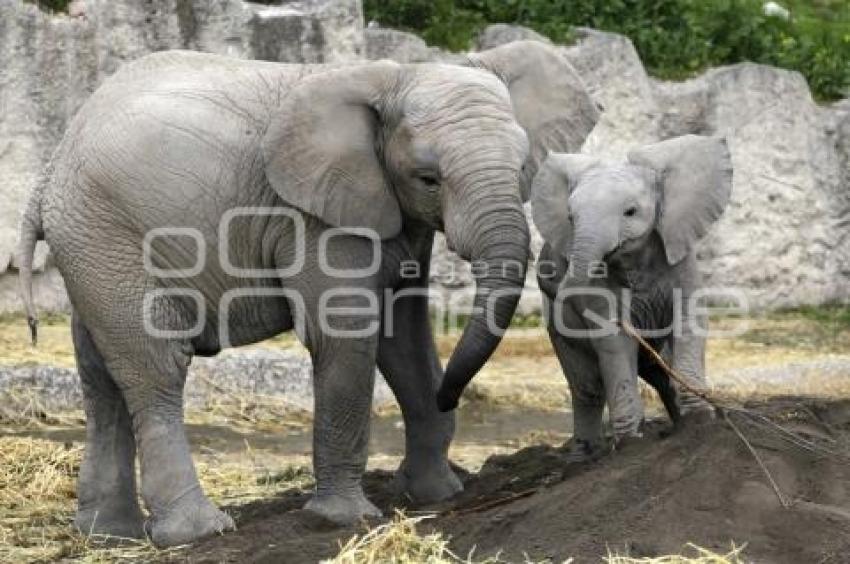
0, 436, 314, 562
330, 511, 462, 564
328, 511, 746, 564
604, 543, 746, 563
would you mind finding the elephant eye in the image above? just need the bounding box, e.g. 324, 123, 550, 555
624, 206, 638, 217
417, 173, 440, 188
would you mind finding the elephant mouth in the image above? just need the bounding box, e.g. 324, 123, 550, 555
607, 232, 656, 262
430, 216, 446, 233
605, 237, 644, 260
603, 246, 621, 261
601, 243, 633, 270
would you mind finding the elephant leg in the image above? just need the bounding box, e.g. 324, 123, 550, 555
85, 290, 233, 547
594, 333, 644, 441
377, 292, 462, 504
121, 343, 234, 547
120, 346, 233, 546
304, 341, 381, 523
71, 312, 144, 539
294, 283, 382, 524
548, 326, 606, 461
669, 332, 714, 423
638, 349, 681, 424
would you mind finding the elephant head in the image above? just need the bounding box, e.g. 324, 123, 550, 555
531, 135, 733, 287
261, 41, 599, 412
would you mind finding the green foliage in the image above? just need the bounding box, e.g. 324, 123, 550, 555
780, 304, 850, 329
25, 0, 70, 13
364, 0, 849, 100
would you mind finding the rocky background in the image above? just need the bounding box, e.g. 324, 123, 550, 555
1, 0, 848, 316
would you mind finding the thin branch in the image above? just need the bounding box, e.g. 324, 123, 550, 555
616, 318, 820, 508
618, 319, 714, 403
443, 488, 539, 516
722, 410, 792, 508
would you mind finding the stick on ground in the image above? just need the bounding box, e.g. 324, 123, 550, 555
618, 318, 793, 508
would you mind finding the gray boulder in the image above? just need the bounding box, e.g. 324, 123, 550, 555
473, 23, 551, 51
189, 348, 395, 411
655, 64, 850, 308
0, 364, 81, 415
0, 348, 395, 414
829, 99, 850, 300
562, 28, 661, 158
365, 27, 437, 62
246, 0, 364, 63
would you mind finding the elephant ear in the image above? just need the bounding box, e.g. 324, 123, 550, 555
262, 61, 403, 240
531, 152, 600, 258
467, 41, 600, 201
628, 135, 732, 264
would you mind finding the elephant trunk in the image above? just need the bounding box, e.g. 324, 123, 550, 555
561, 217, 617, 288
436, 190, 530, 412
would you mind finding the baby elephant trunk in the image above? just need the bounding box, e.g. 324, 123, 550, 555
562, 219, 618, 289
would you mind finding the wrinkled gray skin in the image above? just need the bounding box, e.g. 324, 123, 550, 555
530, 136, 733, 459
17, 42, 598, 547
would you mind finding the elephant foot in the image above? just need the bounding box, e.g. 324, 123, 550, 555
678, 404, 716, 426
392, 459, 463, 504
144, 493, 235, 547
304, 490, 382, 525
74, 503, 146, 540
564, 437, 609, 463
614, 430, 648, 452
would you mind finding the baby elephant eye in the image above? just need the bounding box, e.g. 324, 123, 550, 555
417, 174, 440, 188
624, 206, 638, 217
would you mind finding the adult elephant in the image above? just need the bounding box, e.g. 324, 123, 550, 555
17, 42, 599, 546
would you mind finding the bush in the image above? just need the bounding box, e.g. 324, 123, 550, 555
25, 0, 70, 13
364, 0, 850, 101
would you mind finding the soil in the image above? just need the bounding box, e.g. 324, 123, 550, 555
174, 397, 850, 564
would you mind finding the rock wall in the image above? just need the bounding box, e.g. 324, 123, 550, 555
658, 65, 849, 307
557, 28, 850, 308
0, 0, 364, 313
0, 9, 847, 314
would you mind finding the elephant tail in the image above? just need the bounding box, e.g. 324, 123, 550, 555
17, 184, 45, 346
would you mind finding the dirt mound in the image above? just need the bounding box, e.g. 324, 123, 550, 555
179, 398, 850, 563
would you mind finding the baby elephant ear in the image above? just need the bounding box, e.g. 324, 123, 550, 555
628, 135, 733, 265
531, 153, 599, 258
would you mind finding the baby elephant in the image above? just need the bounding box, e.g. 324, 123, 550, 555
530, 135, 733, 460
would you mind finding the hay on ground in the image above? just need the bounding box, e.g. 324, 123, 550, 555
605, 543, 746, 563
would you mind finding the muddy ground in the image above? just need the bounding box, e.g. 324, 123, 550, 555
175, 398, 850, 564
